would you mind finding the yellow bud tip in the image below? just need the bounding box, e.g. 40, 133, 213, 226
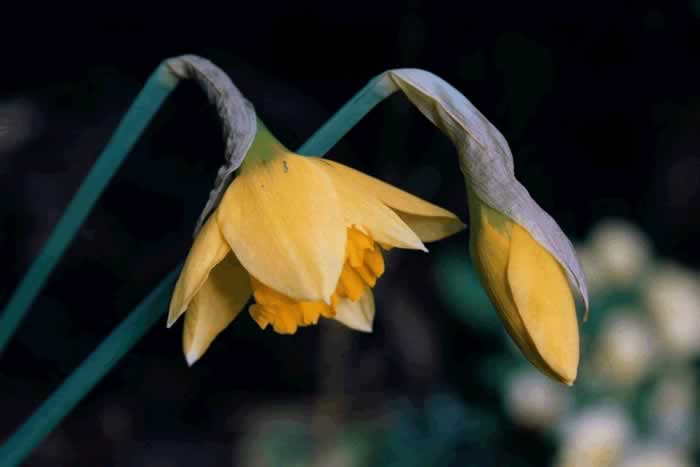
543, 348, 578, 386
185, 350, 200, 367
559, 368, 577, 386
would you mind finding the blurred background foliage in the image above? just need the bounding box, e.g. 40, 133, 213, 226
2, 3, 700, 466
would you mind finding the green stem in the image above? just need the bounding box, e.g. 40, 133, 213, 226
298, 74, 391, 156
0, 268, 179, 467
0, 63, 179, 354
0, 65, 395, 467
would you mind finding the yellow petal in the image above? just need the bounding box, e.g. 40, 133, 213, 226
314, 159, 464, 242
217, 153, 346, 303
468, 197, 515, 331
310, 159, 426, 250
395, 210, 465, 242
507, 224, 579, 384
183, 254, 251, 365
334, 287, 375, 332
168, 214, 230, 327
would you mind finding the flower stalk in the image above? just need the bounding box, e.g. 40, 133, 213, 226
0, 64, 177, 355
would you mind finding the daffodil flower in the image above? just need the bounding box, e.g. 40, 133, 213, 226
167, 120, 464, 365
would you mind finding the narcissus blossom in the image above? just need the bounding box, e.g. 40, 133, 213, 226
167, 121, 464, 365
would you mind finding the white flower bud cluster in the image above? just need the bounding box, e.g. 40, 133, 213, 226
580, 219, 652, 293
555, 404, 631, 467
648, 372, 696, 447
591, 307, 657, 388
618, 444, 692, 467
644, 264, 700, 359
504, 369, 571, 430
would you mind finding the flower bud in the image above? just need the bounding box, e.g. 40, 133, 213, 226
380, 69, 588, 383
469, 194, 579, 385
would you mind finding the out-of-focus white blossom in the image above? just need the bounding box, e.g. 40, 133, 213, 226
644, 264, 700, 359
619, 444, 692, 467
504, 369, 571, 430
576, 245, 607, 297
589, 219, 651, 289
555, 404, 631, 467
649, 372, 696, 447
591, 307, 656, 387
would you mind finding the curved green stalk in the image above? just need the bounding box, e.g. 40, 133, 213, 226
298, 74, 390, 156
0, 269, 179, 466
0, 64, 179, 354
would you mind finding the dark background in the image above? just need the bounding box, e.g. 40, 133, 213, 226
1, 4, 699, 466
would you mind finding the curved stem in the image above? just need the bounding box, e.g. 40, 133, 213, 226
0, 64, 178, 354
298, 74, 395, 156
0, 268, 179, 467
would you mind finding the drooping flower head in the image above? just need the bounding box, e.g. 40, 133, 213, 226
168, 119, 464, 365
379, 69, 588, 384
